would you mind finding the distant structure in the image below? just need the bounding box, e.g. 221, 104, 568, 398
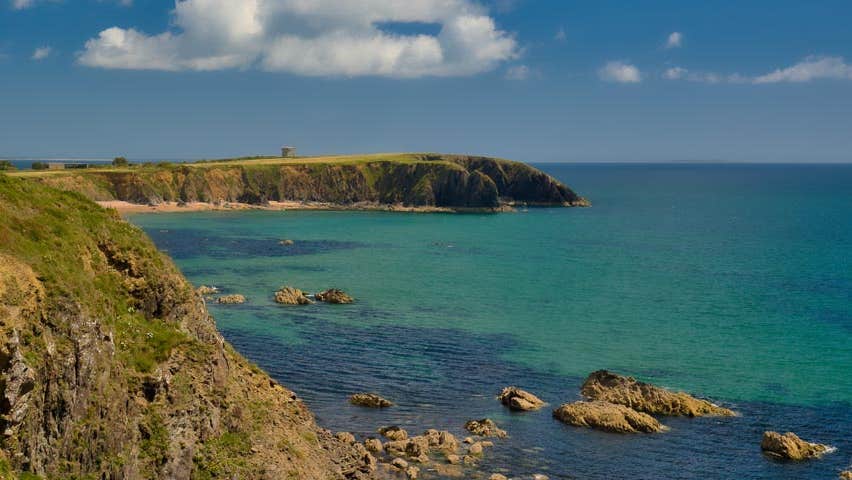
47, 162, 92, 170
281, 146, 297, 158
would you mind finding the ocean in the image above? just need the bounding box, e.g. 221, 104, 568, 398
130, 163, 852, 479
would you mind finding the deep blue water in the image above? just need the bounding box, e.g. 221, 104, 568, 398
131, 163, 852, 479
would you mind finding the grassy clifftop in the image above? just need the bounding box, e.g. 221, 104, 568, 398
15, 153, 588, 210
0, 175, 371, 479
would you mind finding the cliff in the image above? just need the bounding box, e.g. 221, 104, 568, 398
21, 154, 588, 210
0, 175, 372, 479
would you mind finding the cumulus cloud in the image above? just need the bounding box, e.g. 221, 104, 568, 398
753, 56, 852, 83
599, 61, 641, 83
665, 32, 682, 49
31, 46, 51, 60
78, 0, 519, 78
11, 0, 35, 8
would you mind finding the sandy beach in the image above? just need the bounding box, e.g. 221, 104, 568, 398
97, 200, 467, 214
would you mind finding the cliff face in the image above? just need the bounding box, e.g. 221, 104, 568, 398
0, 175, 371, 479
31, 154, 588, 209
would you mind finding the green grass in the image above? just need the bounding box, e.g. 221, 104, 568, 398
0, 174, 195, 373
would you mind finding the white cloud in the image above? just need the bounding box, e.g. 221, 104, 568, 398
665, 32, 682, 49
554, 27, 566, 42
505, 64, 531, 80
753, 56, 852, 84
664, 56, 852, 85
78, 0, 519, 78
11, 0, 35, 8
599, 61, 641, 83
663, 66, 722, 83
31, 46, 51, 60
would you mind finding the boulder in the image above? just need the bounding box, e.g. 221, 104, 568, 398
391, 458, 409, 470
215, 294, 246, 304
464, 418, 507, 438
405, 466, 420, 479
498, 386, 546, 411
378, 426, 409, 441
468, 442, 484, 455
423, 429, 458, 452
384, 440, 408, 457
350, 393, 394, 408
552, 400, 666, 434
446, 454, 461, 465
274, 286, 313, 305
364, 438, 383, 454
840, 471, 852, 480
315, 288, 354, 304
404, 436, 431, 461
581, 370, 735, 417
279, 239, 295, 246
197, 285, 218, 295
760, 431, 831, 461
335, 432, 356, 444
490, 475, 508, 480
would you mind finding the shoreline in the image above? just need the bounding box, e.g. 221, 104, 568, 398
98, 200, 516, 214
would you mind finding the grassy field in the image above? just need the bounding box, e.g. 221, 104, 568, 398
8, 152, 482, 178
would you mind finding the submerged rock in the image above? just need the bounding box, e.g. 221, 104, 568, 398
498, 386, 546, 411
552, 400, 666, 434
761, 431, 831, 461
581, 370, 735, 417
274, 286, 313, 305
215, 294, 245, 304
350, 392, 394, 408
464, 418, 507, 438
315, 288, 354, 304
279, 239, 295, 246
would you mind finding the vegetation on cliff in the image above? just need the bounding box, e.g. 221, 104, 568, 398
14, 153, 588, 210
0, 175, 370, 479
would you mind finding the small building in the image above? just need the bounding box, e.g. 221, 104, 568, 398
281, 146, 297, 158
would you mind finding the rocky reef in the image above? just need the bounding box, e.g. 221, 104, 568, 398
27, 153, 589, 211
0, 175, 371, 479
552, 401, 666, 434
761, 431, 832, 461
498, 386, 545, 411
581, 370, 736, 417
349, 393, 393, 408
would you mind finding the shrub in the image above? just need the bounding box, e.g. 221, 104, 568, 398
0, 160, 15, 171
31, 161, 50, 170
112, 156, 129, 167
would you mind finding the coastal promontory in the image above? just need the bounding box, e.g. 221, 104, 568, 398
14, 153, 588, 211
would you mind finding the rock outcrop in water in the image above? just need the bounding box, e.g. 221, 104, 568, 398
215, 294, 246, 304
464, 419, 508, 438
552, 401, 666, 434
274, 286, 314, 305
28, 154, 589, 211
760, 431, 831, 461
498, 386, 546, 411
316, 289, 354, 304
0, 175, 371, 479
581, 370, 735, 417
350, 393, 394, 408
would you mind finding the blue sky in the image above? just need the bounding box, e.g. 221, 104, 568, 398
1, 0, 851, 162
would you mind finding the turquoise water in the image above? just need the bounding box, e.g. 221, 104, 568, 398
132, 164, 852, 479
